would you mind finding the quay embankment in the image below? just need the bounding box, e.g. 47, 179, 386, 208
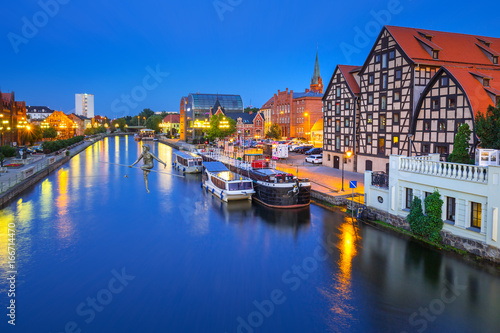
0, 134, 106, 209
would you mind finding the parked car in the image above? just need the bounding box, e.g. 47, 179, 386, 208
295, 146, 313, 154
305, 154, 323, 164
305, 147, 323, 155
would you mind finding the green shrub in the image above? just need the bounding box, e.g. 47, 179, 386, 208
0, 145, 16, 157
42, 136, 84, 153
407, 190, 444, 243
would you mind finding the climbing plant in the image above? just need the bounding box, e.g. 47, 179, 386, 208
407, 190, 444, 243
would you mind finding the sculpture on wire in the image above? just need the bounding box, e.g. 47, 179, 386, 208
129, 144, 166, 193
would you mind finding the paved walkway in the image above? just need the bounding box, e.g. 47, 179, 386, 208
0, 139, 97, 194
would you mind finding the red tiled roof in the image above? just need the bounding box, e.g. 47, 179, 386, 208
338, 65, 361, 95
444, 66, 500, 117
386, 26, 500, 68
163, 114, 180, 123
261, 96, 274, 109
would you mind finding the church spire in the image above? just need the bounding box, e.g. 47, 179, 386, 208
310, 50, 323, 94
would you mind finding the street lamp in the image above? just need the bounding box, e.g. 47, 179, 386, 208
341, 150, 353, 192
304, 112, 310, 141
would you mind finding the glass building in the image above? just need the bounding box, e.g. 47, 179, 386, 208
186, 93, 243, 120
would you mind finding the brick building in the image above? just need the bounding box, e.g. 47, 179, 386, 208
213, 101, 265, 140
1, 91, 27, 146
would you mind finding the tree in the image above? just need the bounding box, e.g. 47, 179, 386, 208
43, 127, 58, 140
139, 108, 155, 120
448, 123, 473, 164
244, 107, 259, 113
266, 124, 281, 140
475, 101, 500, 149
205, 114, 237, 141
23, 124, 43, 145
111, 118, 127, 131
145, 115, 163, 133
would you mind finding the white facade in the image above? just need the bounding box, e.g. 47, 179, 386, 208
75, 93, 94, 118
365, 154, 500, 250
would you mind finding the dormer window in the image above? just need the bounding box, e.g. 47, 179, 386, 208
432, 50, 439, 59
483, 78, 490, 86
477, 38, 491, 47
494, 56, 498, 65
418, 31, 434, 42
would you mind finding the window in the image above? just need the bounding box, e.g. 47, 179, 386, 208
367, 114, 373, 124
456, 121, 464, 131
335, 120, 340, 132
438, 121, 446, 131
382, 53, 388, 69
435, 145, 448, 155
368, 94, 374, 104
378, 137, 385, 154
345, 100, 350, 109
381, 37, 388, 49
382, 74, 388, 89
406, 188, 413, 209
446, 197, 456, 222
336, 103, 340, 115
327, 154, 331, 161
369, 75, 374, 84
393, 112, 400, 124
422, 144, 430, 153
375, 54, 380, 63
367, 134, 372, 144
336, 87, 341, 97
441, 77, 449, 86
345, 118, 350, 127
394, 90, 401, 102
389, 50, 395, 59
471, 202, 482, 229
396, 69, 402, 80
494, 56, 498, 65
483, 78, 490, 87
393, 135, 399, 145
328, 102, 332, 110
432, 50, 439, 59
380, 115, 386, 130
448, 97, 456, 108
327, 139, 332, 145
381, 96, 387, 110
424, 120, 431, 131
425, 192, 432, 198
432, 98, 440, 110
327, 118, 332, 127
345, 136, 349, 146
335, 136, 341, 150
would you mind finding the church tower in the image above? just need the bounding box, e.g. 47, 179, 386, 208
310, 51, 323, 94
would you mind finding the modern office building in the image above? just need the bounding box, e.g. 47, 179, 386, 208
75, 93, 94, 118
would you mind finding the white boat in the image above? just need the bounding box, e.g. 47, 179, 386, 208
173, 151, 203, 173
140, 129, 155, 140
202, 162, 255, 202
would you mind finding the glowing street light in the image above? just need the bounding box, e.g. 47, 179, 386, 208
341, 150, 353, 192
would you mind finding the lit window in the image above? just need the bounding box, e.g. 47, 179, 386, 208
471, 202, 482, 229
393, 135, 399, 144
380, 115, 386, 130
367, 114, 373, 124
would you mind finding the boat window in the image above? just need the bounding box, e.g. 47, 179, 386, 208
228, 182, 253, 191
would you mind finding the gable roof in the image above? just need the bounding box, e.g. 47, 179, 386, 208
260, 96, 274, 109
386, 26, 500, 68
339, 65, 361, 95
225, 112, 259, 124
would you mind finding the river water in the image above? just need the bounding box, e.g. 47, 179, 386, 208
0, 135, 499, 333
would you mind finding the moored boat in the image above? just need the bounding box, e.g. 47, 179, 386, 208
140, 129, 155, 140
173, 151, 203, 173
202, 162, 255, 202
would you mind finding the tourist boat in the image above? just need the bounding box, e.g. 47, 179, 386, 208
173, 151, 203, 173
140, 129, 155, 140
238, 160, 311, 209
202, 162, 255, 202
134, 134, 141, 141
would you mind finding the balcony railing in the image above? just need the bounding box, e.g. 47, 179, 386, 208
399, 157, 488, 183
371, 171, 389, 188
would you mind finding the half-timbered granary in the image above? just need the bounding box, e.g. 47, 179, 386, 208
322, 65, 361, 171
412, 67, 500, 156
323, 25, 500, 173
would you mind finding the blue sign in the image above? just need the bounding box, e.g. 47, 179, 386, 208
349, 181, 357, 189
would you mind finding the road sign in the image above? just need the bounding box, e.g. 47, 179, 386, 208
349, 181, 357, 189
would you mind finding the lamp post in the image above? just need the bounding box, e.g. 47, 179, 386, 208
304, 112, 310, 142
0, 114, 10, 167
341, 150, 353, 192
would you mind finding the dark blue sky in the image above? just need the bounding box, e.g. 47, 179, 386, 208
2, 0, 500, 118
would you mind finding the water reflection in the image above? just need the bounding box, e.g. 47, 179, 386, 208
254, 205, 311, 233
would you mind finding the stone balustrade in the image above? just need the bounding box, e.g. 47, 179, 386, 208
399, 157, 488, 183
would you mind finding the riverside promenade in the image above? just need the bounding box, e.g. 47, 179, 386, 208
160, 138, 365, 204
0, 136, 102, 208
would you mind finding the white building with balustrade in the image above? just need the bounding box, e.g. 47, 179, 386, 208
365, 154, 500, 257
